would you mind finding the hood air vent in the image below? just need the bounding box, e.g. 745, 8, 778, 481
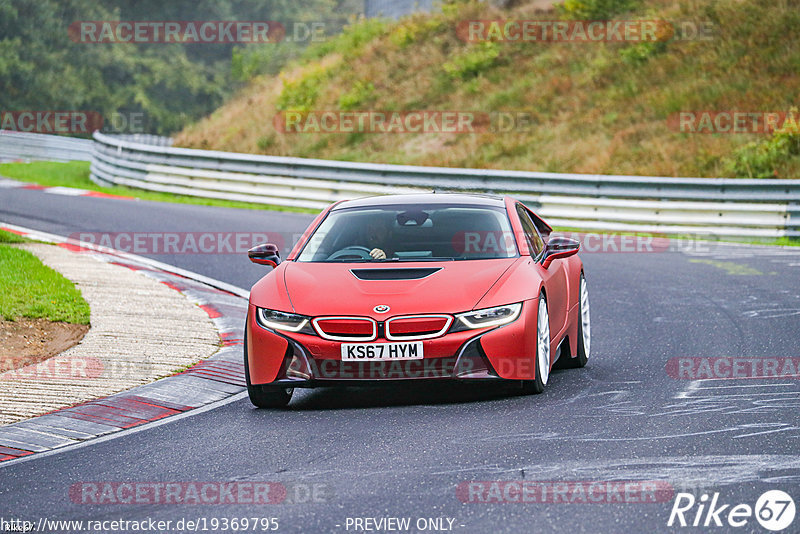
350, 267, 442, 281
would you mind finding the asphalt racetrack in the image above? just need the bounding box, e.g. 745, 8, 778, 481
2, 187, 800, 533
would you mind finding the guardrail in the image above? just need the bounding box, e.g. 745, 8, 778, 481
103, 133, 173, 147
90, 131, 799, 238
1, 130, 795, 238
0, 131, 93, 162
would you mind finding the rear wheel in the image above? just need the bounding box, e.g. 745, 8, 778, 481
244, 327, 293, 408
521, 294, 550, 394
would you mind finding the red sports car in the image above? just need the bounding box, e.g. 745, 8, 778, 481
245, 194, 590, 407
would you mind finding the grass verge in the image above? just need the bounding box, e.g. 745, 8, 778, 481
0, 244, 90, 324
0, 161, 317, 214
0, 229, 29, 244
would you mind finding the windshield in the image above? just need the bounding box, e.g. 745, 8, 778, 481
297, 204, 518, 262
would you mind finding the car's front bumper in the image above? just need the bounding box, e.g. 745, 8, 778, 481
245, 302, 539, 387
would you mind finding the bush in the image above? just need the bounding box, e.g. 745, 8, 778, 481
390, 17, 445, 48
302, 17, 389, 62
231, 43, 301, 81
339, 80, 376, 111
725, 111, 800, 178
558, 0, 639, 19
619, 41, 667, 64
443, 41, 500, 80
256, 135, 276, 152
275, 66, 330, 111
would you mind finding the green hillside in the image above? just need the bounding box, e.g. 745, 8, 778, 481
176, 0, 800, 178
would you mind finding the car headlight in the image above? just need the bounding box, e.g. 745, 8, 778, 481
452, 303, 522, 331
256, 308, 316, 335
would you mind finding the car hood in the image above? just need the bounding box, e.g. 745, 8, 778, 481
283, 259, 520, 317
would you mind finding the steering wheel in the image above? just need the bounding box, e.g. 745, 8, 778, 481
327, 245, 374, 260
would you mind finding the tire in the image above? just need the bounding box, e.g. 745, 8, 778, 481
244, 327, 293, 408
562, 273, 590, 369
248, 384, 293, 409
521, 294, 550, 394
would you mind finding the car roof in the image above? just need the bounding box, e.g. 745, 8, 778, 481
332, 193, 507, 210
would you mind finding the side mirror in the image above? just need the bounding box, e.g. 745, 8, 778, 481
541, 237, 580, 269
248, 243, 281, 268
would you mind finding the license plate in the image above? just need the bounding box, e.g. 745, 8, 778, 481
341, 341, 424, 361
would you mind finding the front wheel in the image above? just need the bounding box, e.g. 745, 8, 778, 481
248, 385, 293, 408
521, 294, 550, 394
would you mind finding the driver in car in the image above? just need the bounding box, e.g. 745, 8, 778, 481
366, 217, 395, 260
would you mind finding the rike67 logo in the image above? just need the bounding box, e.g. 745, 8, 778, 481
668, 490, 795, 531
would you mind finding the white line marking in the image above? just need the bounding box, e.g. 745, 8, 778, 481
43, 186, 89, 196
733, 426, 799, 439
685, 392, 799, 398
694, 382, 796, 390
